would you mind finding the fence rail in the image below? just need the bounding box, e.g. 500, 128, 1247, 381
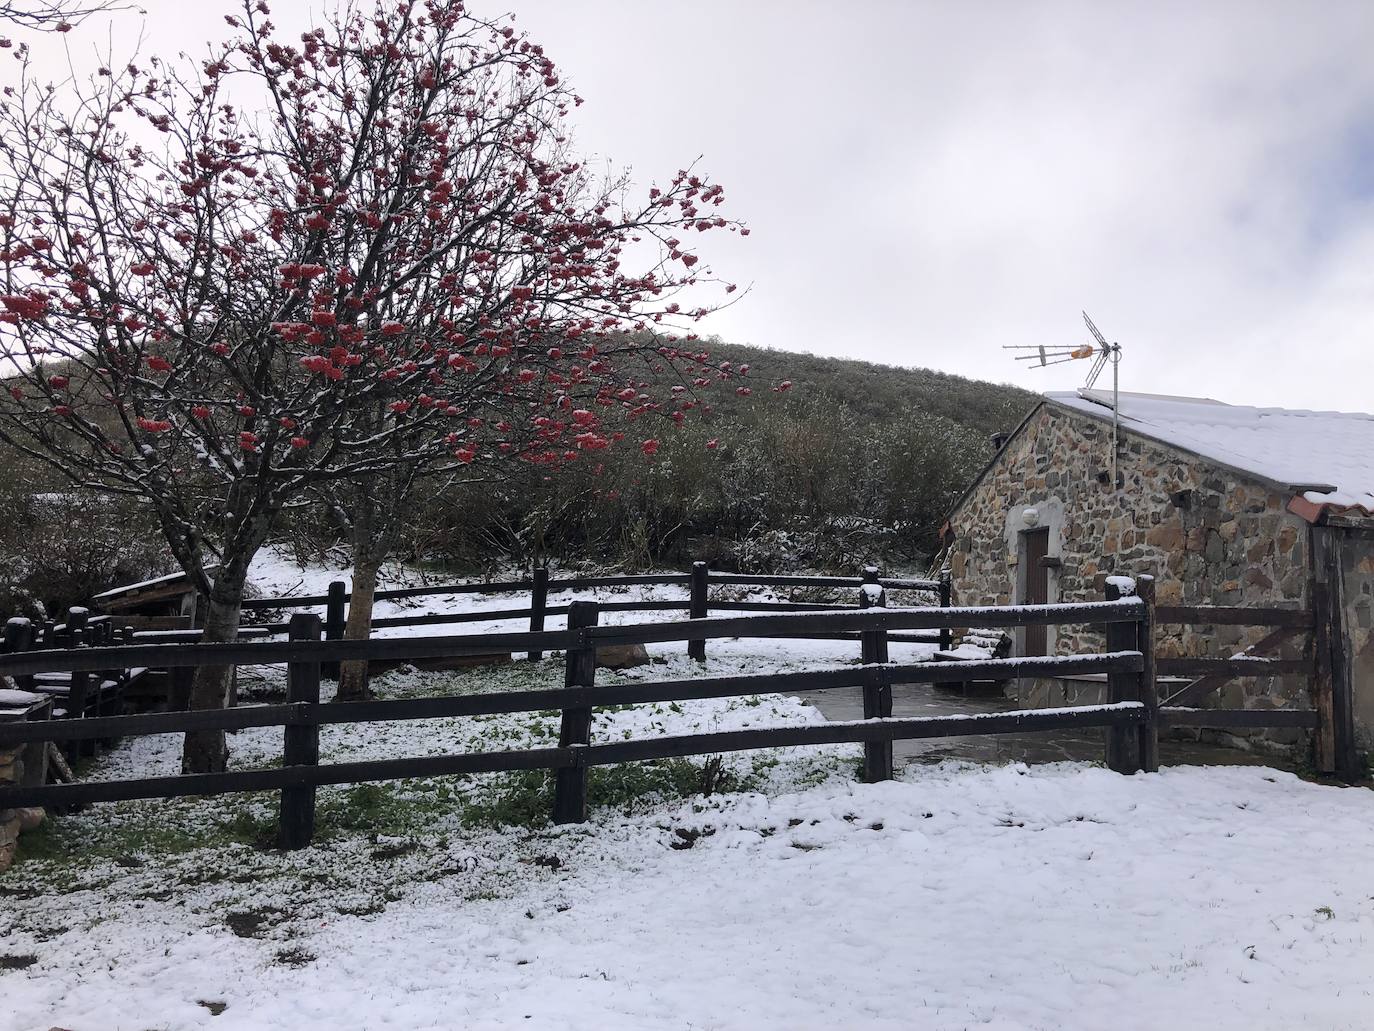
0, 574, 1337, 853
229, 562, 953, 668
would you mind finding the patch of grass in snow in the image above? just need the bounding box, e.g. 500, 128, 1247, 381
459, 757, 757, 830
14, 793, 280, 868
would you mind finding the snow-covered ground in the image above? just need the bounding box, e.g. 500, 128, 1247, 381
3, 552, 1372, 1030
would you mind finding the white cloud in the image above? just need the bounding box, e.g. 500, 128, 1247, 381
8, 0, 1373, 409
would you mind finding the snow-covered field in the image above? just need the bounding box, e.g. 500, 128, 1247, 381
3, 552, 1372, 1030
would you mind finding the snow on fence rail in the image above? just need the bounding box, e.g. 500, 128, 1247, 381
231, 563, 956, 662
0, 575, 1337, 851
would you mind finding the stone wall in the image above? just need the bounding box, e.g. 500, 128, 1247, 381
945, 403, 1316, 747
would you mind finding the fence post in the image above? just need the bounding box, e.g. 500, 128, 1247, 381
4, 617, 35, 691
280, 612, 322, 850
859, 581, 892, 782
1136, 575, 1159, 773
938, 566, 953, 652
554, 601, 600, 824
528, 567, 549, 662
322, 580, 347, 680
1311, 527, 1359, 782
1104, 579, 1142, 774
170, 664, 195, 711
688, 561, 708, 662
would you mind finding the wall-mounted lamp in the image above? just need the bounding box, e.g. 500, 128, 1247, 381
1021, 507, 1041, 528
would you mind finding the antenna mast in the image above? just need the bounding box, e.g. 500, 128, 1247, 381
1080, 312, 1123, 490
1003, 312, 1125, 491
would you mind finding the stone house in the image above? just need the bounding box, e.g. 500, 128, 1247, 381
941, 390, 1374, 759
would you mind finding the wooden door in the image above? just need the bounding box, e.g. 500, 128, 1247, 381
1023, 529, 1050, 655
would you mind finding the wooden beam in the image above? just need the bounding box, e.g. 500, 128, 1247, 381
1157, 657, 1310, 677
1160, 626, 1307, 707
553, 602, 598, 825
279, 615, 321, 850
1154, 605, 1313, 629
587, 599, 1144, 647
1159, 707, 1320, 729
1104, 580, 1142, 774
0, 651, 1148, 747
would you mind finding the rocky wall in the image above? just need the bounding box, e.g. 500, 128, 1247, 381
946, 403, 1316, 747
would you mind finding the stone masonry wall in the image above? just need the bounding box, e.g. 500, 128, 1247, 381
946, 403, 1315, 745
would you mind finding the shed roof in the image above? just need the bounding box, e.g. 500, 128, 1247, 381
1047, 390, 1374, 516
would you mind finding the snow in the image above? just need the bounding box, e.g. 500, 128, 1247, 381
5, 552, 1371, 1029
1049, 390, 1374, 514
4, 759, 1372, 1030
241, 548, 949, 669
0, 688, 45, 708
1105, 574, 1137, 595
90, 569, 192, 601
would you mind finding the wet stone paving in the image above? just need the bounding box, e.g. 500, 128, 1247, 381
802, 681, 1293, 770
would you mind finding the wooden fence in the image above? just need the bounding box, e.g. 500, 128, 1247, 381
233, 563, 956, 662
0, 574, 1332, 851
1151, 592, 1356, 779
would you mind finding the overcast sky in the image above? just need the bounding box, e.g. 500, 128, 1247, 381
13, 0, 1374, 410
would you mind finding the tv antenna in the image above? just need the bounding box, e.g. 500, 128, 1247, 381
1004, 312, 1124, 490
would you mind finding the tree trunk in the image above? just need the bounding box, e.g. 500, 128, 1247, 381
337, 558, 380, 702
181, 585, 244, 774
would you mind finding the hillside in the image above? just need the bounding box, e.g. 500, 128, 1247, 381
395, 342, 1042, 575
0, 343, 1042, 616
704, 341, 1038, 440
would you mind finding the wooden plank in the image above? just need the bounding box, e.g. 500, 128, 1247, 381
859, 578, 892, 783
880, 578, 942, 591
1153, 605, 1313, 628
0, 701, 1147, 812
1158, 707, 1320, 729
546, 574, 690, 590
1156, 657, 1310, 677
1136, 576, 1160, 773
1104, 581, 1142, 774
580, 704, 1146, 765
707, 573, 865, 588
370, 606, 559, 628
241, 579, 538, 609
323, 580, 347, 680
1160, 626, 1306, 707
553, 602, 598, 825
1317, 528, 1361, 781
688, 561, 709, 661
0, 702, 306, 745
0, 746, 576, 809
938, 569, 953, 652
0, 629, 577, 678
528, 567, 549, 662
587, 599, 1144, 647
1310, 528, 1338, 774
0, 652, 1145, 747
279, 615, 321, 850
707, 602, 861, 612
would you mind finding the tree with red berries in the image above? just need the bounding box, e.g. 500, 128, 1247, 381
0, 0, 748, 770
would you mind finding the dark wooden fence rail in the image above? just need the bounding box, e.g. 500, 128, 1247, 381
230, 563, 951, 661
0, 578, 1339, 855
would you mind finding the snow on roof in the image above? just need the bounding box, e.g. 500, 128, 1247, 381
1047, 390, 1374, 515
90, 568, 194, 601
